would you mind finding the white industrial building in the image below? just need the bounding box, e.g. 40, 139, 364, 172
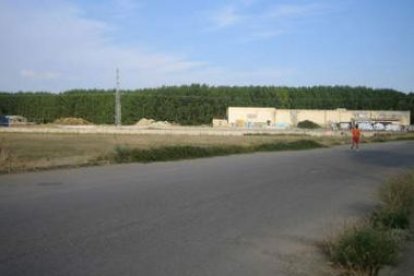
214, 107, 411, 130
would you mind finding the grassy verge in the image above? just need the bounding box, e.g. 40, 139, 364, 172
0, 131, 412, 173
365, 132, 414, 143
322, 171, 414, 275
0, 132, 317, 173
110, 140, 324, 163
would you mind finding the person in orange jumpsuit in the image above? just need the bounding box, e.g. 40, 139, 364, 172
351, 124, 361, 150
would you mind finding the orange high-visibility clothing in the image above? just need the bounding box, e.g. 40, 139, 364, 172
352, 128, 361, 138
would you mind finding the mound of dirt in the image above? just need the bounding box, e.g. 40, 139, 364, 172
150, 121, 171, 128
54, 117, 92, 125
135, 118, 174, 128
135, 118, 155, 126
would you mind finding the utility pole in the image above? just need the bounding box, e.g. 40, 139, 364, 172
115, 68, 121, 126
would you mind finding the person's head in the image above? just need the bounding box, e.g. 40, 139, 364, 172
355, 124, 359, 129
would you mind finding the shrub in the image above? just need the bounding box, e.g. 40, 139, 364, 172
111, 140, 324, 163
326, 225, 399, 275
297, 120, 321, 129
254, 140, 323, 151
323, 171, 414, 275
113, 145, 245, 163
371, 208, 410, 230
371, 173, 414, 230
378, 173, 414, 213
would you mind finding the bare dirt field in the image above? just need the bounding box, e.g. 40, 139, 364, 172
0, 125, 412, 173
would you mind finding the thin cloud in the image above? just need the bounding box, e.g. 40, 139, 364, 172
241, 30, 286, 42
106, 0, 142, 19
243, 3, 333, 41
20, 70, 61, 80
0, 0, 208, 91
205, 1, 335, 40
208, 5, 244, 29
264, 3, 331, 19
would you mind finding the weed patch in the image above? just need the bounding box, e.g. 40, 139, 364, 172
371, 173, 414, 230
111, 140, 324, 163
113, 145, 245, 163
323, 171, 414, 275
324, 225, 399, 275
368, 133, 414, 143
371, 209, 410, 230
378, 173, 414, 212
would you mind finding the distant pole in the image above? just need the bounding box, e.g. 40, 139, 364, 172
115, 68, 121, 126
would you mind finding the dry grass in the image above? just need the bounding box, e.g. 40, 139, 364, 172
0, 131, 412, 173
0, 132, 318, 172
53, 117, 92, 125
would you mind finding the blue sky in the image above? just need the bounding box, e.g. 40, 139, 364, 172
1, 0, 413, 92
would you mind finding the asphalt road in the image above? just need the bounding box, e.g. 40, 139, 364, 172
1, 141, 413, 276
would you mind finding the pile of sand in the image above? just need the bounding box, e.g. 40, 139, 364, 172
135, 118, 172, 128
150, 121, 171, 128
135, 118, 155, 126
53, 117, 92, 125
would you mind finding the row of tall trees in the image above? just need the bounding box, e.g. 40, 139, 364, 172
0, 85, 413, 125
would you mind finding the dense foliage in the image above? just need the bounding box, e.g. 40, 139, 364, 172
297, 120, 321, 129
0, 85, 413, 125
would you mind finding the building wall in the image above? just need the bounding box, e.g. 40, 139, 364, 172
227, 107, 275, 127
273, 110, 291, 128
227, 107, 411, 128
368, 111, 411, 125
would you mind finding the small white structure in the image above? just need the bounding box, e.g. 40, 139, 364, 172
212, 119, 228, 127
0, 115, 28, 127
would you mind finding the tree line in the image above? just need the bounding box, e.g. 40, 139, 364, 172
0, 85, 413, 125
